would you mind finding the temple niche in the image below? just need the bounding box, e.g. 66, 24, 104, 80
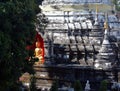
35, 0, 120, 90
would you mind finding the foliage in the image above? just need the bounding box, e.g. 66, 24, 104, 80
0, 0, 42, 90
50, 80, 59, 91
36, 13, 49, 35
30, 75, 37, 91
99, 80, 108, 91
74, 80, 83, 91
112, 0, 120, 11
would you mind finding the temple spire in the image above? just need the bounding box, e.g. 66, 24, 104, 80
94, 16, 116, 69
94, 4, 99, 25
104, 13, 109, 29
96, 4, 98, 14
104, 20, 109, 29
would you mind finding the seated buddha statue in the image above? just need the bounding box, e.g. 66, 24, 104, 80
35, 41, 44, 64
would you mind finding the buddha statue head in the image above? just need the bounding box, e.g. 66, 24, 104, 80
36, 41, 41, 48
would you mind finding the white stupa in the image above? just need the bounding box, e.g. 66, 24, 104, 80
85, 80, 91, 91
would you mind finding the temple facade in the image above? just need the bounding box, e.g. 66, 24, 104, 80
35, 0, 120, 90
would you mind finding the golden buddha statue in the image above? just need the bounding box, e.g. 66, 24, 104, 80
35, 41, 44, 64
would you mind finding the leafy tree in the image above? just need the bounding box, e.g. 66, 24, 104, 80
112, 0, 120, 11
50, 80, 59, 91
99, 80, 108, 91
74, 80, 83, 91
0, 0, 42, 90
30, 75, 37, 91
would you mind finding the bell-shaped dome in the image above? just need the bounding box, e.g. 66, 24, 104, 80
94, 28, 116, 69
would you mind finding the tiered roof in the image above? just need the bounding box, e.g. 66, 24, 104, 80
39, 0, 120, 69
